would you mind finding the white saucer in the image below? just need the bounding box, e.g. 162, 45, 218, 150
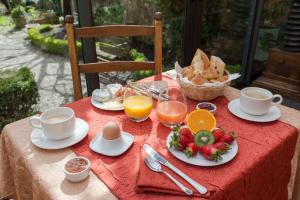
89, 131, 134, 156
228, 99, 281, 122
166, 131, 238, 167
31, 118, 89, 149
91, 98, 124, 111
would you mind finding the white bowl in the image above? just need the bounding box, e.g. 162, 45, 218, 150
196, 102, 217, 114
64, 157, 90, 182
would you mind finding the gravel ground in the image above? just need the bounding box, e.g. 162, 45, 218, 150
0, 26, 87, 111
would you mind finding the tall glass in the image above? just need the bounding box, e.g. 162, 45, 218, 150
157, 86, 188, 127
123, 85, 153, 122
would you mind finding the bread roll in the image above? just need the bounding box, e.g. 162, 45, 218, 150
210, 56, 225, 78
191, 73, 208, 85
191, 49, 210, 75
201, 67, 219, 80
182, 66, 195, 80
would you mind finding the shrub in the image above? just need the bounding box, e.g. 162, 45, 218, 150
226, 64, 241, 74
0, 67, 39, 131
129, 49, 147, 62
0, 16, 13, 26
129, 49, 154, 81
153, 0, 184, 64
28, 24, 82, 55
131, 70, 153, 81
11, 5, 25, 19
26, 6, 41, 20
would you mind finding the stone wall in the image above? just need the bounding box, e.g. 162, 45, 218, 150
92, 0, 156, 25
122, 0, 156, 25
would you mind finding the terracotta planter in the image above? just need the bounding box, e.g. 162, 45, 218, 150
13, 17, 26, 28
42, 12, 57, 24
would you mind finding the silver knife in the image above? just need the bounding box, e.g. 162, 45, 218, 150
143, 144, 208, 194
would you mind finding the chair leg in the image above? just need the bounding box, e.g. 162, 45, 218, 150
12, 193, 18, 200
4, 192, 18, 200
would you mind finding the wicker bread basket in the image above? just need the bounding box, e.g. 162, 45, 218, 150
176, 70, 231, 101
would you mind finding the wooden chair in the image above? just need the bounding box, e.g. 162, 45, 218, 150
65, 12, 163, 100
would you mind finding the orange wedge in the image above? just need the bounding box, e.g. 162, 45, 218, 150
186, 109, 216, 134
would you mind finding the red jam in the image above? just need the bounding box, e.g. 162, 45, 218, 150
197, 103, 215, 111
65, 158, 88, 173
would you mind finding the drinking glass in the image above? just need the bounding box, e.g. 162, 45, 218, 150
123, 84, 153, 122
157, 86, 188, 127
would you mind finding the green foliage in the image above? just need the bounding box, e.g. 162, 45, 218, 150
131, 70, 154, 81
259, 31, 278, 51
151, 0, 184, 63
129, 48, 153, 81
262, 0, 290, 27
52, 0, 62, 16
10, 0, 22, 8
26, 6, 41, 20
129, 49, 147, 62
37, 0, 54, 11
28, 25, 81, 55
94, 4, 125, 25
11, 5, 25, 19
226, 64, 241, 74
0, 16, 13, 26
24, 0, 36, 6
39, 24, 52, 33
0, 67, 39, 131
200, 1, 222, 44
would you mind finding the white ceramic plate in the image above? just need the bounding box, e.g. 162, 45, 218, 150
166, 132, 238, 167
228, 99, 281, 122
91, 98, 124, 111
31, 118, 89, 150
89, 131, 134, 157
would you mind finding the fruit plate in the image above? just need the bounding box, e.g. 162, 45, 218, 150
166, 131, 238, 167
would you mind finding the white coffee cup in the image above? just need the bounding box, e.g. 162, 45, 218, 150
240, 87, 283, 115
29, 107, 75, 140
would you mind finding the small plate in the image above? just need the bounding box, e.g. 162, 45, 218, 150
196, 102, 217, 114
89, 131, 134, 156
228, 99, 281, 122
91, 98, 124, 111
31, 118, 89, 150
166, 132, 238, 167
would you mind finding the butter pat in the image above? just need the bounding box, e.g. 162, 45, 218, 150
92, 84, 122, 102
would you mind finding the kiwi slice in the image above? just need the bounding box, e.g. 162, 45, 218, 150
194, 130, 214, 147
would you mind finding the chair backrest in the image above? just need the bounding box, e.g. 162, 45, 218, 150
65, 12, 163, 100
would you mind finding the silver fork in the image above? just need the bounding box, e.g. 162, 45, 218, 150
144, 156, 193, 195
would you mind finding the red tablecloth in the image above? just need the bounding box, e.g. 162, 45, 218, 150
67, 77, 298, 200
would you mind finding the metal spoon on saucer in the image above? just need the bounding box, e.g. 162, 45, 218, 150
144, 156, 193, 196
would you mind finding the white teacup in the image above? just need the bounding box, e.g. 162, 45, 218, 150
240, 87, 283, 116
29, 107, 75, 140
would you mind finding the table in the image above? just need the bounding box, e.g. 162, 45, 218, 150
1, 84, 300, 200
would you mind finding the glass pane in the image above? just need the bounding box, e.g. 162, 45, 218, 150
254, 0, 291, 71
251, 0, 300, 107
91, 0, 184, 82
199, 0, 252, 76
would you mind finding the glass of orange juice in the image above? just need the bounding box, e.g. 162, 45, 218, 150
123, 85, 153, 122
157, 86, 187, 127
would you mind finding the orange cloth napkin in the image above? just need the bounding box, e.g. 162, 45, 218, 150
136, 135, 215, 197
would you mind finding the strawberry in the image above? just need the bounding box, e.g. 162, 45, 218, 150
169, 126, 194, 151
219, 131, 236, 145
184, 142, 198, 157
212, 128, 225, 143
214, 142, 231, 154
198, 144, 222, 161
